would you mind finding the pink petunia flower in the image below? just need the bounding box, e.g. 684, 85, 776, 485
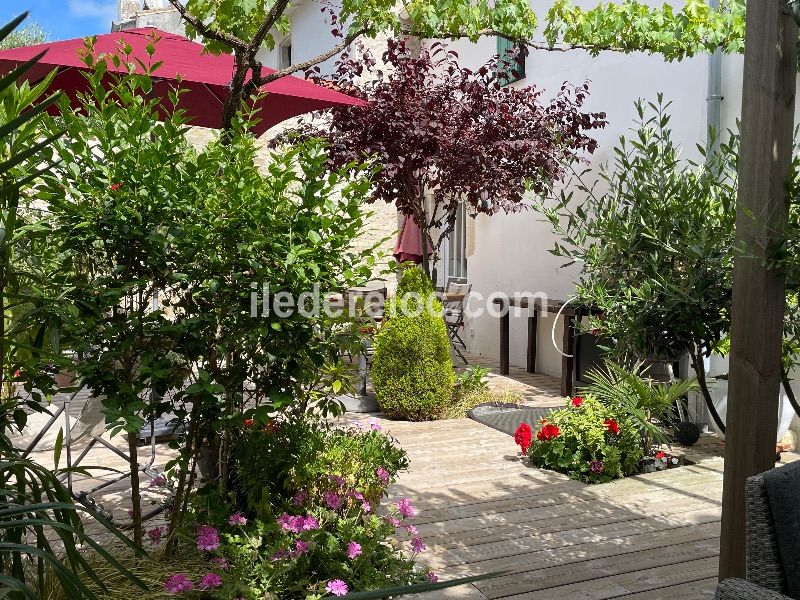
291, 539, 310, 558
395, 497, 416, 518
362, 501, 372, 513
347, 541, 362, 560
196, 525, 220, 551
323, 490, 342, 510
326, 579, 349, 596
228, 512, 247, 526
147, 526, 164, 545
164, 573, 194, 594
427, 571, 439, 583
368, 419, 382, 431
406, 524, 418, 535
376, 467, 390, 484
301, 515, 320, 531
199, 572, 222, 590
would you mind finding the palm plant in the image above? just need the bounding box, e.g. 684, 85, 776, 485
0, 13, 148, 599
584, 360, 699, 451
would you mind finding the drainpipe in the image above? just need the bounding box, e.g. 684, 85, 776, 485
706, 0, 723, 159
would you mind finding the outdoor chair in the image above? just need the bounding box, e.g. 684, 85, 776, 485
443, 277, 471, 364
19, 384, 160, 519
714, 462, 800, 600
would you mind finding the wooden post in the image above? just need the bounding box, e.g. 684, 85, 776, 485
719, 0, 797, 581
526, 310, 538, 373
499, 298, 510, 375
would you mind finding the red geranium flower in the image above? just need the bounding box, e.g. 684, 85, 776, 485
655, 451, 665, 459
243, 418, 253, 427
571, 396, 584, 407
604, 418, 620, 435
514, 423, 532, 454
109, 182, 122, 192
537, 423, 560, 441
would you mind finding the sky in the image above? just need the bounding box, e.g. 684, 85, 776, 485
3, 0, 119, 41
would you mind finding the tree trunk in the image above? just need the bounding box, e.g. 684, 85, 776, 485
690, 350, 725, 434
128, 433, 143, 547
719, 0, 797, 581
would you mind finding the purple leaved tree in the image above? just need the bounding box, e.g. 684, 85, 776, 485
291, 39, 607, 279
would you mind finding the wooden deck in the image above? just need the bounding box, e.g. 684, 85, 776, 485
370, 352, 797, 599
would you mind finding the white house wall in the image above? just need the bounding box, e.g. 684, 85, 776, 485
444, 36, 708, 377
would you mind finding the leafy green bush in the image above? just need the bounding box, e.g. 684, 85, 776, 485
231, 418, 408, 516
372, 269, 454, 420
174, 418, 428, 598
455, 366, 490, 395
527, 395, 643, 483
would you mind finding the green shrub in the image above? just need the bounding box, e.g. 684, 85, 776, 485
528, 395, 643, 483
182, 418, 427, 599
372, 269, 454, 420
232, 418, 408, 517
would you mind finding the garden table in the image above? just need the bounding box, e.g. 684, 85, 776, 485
491, 296, 602, 396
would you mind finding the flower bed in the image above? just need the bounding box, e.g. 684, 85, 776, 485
516, 394, 691, 483
157, 419, 432, 598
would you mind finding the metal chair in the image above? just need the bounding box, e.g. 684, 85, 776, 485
443, 277, 471, 364
20, 384, 160, 518
342, 283, 387, 395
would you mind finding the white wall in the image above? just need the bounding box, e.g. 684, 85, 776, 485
456, 43, 708, 377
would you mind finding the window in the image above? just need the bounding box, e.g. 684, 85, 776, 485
279, 38, 292, 70
497, 36, 526, 85
446, 202, 468, 280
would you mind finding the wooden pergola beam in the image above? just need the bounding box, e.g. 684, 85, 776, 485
719, 0, 797, 580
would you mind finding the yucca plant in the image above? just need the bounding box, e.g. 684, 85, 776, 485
0, 13, 148, 599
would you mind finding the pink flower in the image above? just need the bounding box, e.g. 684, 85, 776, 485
406, 524, 418, 535
384, 515, 401, 527
395, 497, 416, 518
164, 573, 194, 594
278, 513, 303, 533
376, 467, 390, 484
148, 474, 167, 488
291, 539, 309, 557
292, 490, 309, 506
427, 571, 439, 583
212, 557, 229, 571
326, 579, 349, 596
196, 525, 220, 551
351, 490, 365, 501
272, 549, 289, 561
369, 419, 382, 431
328, 474, 346, 487
228, 512, 247, 526
278, 513, 319, 533
324, 490, 342, 510
199, 572, 222, 590
347, 541, 362, 559
362, 501, 372, 513
147, 526, 164, 545
411, 536, 426, 553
